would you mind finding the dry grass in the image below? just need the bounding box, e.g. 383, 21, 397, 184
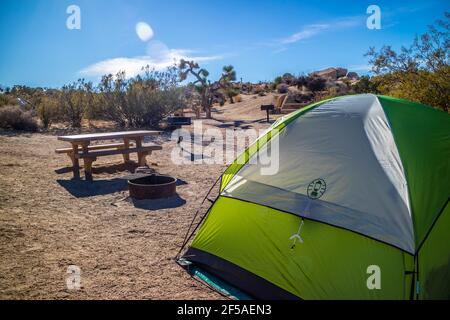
0, 94, 280, 299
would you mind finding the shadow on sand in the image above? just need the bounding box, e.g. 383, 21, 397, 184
214, 118, 276, 130
175, 179, 188, 186
55, 162, 139, 175
57, 178, 127, 198
131, 194, 186, 210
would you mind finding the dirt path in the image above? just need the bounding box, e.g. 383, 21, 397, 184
0, 94, 278, 299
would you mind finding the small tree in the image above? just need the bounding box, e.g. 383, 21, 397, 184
366, 12, 449, 112
59, 79, 93, 128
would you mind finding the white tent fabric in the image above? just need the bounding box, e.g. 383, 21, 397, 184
222, 94, 414, 253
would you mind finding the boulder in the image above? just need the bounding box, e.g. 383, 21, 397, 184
335, 67, 348, 78
312, 67, 348, 80
286, 92, 314, 104
312, 67, 338, 80
346, 71, 359, 80
277, 84, 289, 94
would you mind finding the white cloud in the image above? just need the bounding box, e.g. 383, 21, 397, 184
79, 45, 222, 78
136, 22, 154, 42
334, 15, 363, 28
280, 16, 363, 45
281, 24, 329, 44
272, 47, 288, 54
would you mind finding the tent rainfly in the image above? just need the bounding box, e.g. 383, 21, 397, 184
178, 94, 450, 300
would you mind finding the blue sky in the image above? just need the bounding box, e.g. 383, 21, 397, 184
0, 0, 448, 88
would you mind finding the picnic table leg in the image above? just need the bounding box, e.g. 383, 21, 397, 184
80, 142, 94, 181
67, 151, 76, 168
135, 137, 147, 166
71, 143, 80, 180
84, 157, 95, 182
122, 138, 130, 163
138, 151, 150, 167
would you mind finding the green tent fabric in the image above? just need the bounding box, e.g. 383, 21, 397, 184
180, 94, 450, 300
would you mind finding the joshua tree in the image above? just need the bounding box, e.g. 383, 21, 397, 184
219, 65, 238, 103
179, 60, 214, 118
220, 65, 237, 83
179, 60, 238, 117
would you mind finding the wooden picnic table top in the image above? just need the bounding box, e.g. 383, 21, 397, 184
57, 130, 161, 143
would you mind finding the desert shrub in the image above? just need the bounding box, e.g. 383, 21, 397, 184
9, 85, 46, 111
0, 94, 15, 107
183, 84, 203, 118
84, 92, 105, 121
97, 72, 128, 127
306, 77, 327, 93
287, 92, 314, 103
98, 66, 184, 127
37, 96, 58, 129
252, 85, 264, 95
127, 84, 185, 127
58, 79, 93, 128
282, 73, 296, 85
212, 91, 225, 106
295, 75, 309, 90
0, 105, 38, 131
274, 76, 283, 85
277, 84, 289, 94
321, 86, 346, 100
224, 87, 239, 103
351, 76, 380, 94
241, 83, 253, 94
0, 95, 7, 107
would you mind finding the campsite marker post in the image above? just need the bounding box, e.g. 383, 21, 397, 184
261, 104, 275, 123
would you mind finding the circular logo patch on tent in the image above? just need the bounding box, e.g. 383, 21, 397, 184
307, 179, 326, 199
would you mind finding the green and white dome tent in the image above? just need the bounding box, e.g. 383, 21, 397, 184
178, 94, 450, 299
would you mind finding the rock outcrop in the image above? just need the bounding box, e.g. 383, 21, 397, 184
346, 71, 359, 80
312, 67, 348, 80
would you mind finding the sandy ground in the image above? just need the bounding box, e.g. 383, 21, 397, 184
0, 94, 279, 299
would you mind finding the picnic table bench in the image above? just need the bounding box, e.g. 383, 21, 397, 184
56, 130, 162, 181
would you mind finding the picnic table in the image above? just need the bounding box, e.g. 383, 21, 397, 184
56, 130, 162, 181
